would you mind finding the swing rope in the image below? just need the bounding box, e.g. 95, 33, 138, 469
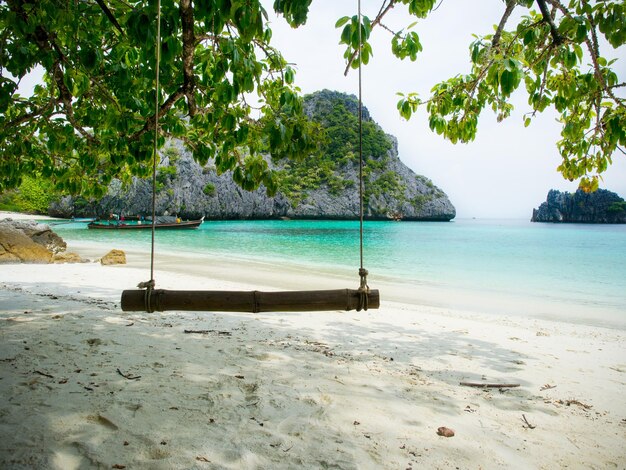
129, 0, 377, 313
137, 0, 161, 312
357, 0, 370, 310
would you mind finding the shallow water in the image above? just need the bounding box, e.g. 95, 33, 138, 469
54, 218, 626, 328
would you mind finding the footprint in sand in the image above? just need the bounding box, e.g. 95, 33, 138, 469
240, 381, 260, 406
146, 446, 171, 460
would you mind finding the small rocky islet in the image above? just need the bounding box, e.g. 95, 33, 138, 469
532, 189, 626, 224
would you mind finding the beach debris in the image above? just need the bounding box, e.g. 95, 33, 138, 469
436, 427, 455, 437
460, 382, 520, 389
304, 340, 335, 357
561, 399, 593, 410
183, 330, 232, 336
235, 374, 245, 379
34, 370, 54, 379
116, 368, 141, 380
521, 414, 536, 429
250, 417, 264, 427
196, 456, 210, 462
536, 331, 550, 337
540, 384, 557, 391
184, 329, 232, 335
112, 465, 126, 469
464, 405, 476, 413
123, 441, 129, 446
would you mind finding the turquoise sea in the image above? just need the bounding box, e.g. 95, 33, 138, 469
53, 218, 626, 329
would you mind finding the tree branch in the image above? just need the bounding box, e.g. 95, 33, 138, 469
94, 0, 124, 35
492, 0, 517, 48
5, 98, 58, 129
180, 0, 197, 116
51, 61, 98, 144
130, 87, 185, 141
536, 0, 563, 45
343, 0, 397, 76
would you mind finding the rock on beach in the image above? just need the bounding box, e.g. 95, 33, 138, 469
0, 218, 81, 264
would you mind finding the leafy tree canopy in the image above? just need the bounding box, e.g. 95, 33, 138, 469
1, 0, 624, 197
0, 0, 320, 197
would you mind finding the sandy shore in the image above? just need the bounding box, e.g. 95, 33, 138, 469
1, 219, 625, 468
0, 211, 58, 221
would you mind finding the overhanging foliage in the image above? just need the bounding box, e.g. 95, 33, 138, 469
0, 0, 624, 196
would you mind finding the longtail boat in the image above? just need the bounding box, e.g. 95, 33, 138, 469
88, 216, 204, 230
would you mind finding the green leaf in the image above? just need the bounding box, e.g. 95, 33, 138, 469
335, 16, 350, 28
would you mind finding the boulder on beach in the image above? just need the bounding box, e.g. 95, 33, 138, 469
100, 249, 126, 265
0, 218, 80, 264
0, 223, 52, 263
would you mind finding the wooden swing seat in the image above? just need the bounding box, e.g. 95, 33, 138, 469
121, 288, 380, 313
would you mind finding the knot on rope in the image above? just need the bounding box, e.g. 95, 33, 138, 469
138, 279, 156, 313
137, 280, 155, 289
357, 268, 370, 312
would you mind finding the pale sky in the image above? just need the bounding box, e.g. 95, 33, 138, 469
264, 0, 626, 218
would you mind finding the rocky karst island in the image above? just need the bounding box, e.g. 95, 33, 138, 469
532, 189, 626, 224
49, 91, 455, 222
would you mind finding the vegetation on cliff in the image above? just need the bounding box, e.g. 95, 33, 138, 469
275, 91, 393, 206
0, 177, 56, 214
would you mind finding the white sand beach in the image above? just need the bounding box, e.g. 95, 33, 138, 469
1, 213, 625, 469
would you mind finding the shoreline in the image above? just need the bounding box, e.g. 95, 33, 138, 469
64, 236, 626, 331
0, 210, 59, 221
3, 210, 625, 330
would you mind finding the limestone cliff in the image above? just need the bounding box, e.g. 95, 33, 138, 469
531, 189, 626, 223
51, 90, 455, 221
